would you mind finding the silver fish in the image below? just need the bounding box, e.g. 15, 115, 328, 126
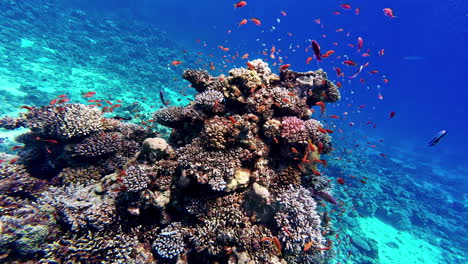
428, 130, 447, 146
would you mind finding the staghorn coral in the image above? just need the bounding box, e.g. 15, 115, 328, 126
122, 164, 152, 192
194, 89, 225, 113
152, 222, 187, 259
73, 132, 123, 157
274, 186, 326, 254
153, 106, 185, 128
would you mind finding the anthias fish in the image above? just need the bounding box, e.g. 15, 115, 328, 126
428, 130, 447, 146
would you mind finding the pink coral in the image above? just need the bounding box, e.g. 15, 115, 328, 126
280, 116, 308, 144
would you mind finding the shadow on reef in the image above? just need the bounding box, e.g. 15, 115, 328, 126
0, 59, 342, 263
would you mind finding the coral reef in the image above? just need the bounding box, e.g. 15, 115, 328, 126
0, 60, 341, 263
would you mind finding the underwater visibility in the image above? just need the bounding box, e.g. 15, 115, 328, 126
0, 0, 466, 263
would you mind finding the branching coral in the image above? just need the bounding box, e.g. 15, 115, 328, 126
21, 104, 103, 139
0, 59, 341, 263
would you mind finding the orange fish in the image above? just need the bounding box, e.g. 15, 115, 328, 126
238, 19, 248, 26
306, 57, 313, 64
50, 99, 57, 105
355, 8, 360, 15
234, 1, 247, 8
272, 236, 282, 255
343, 60, 357, 66
321, 50, 335, 58
329, 115, 339, 119
171, 60, 182, 66
303, 241, 314, 252
280, 10, 287, 16
315, 101, 325, 113
279, 64, 290, 71
340, 4, 351, 10
250, 18, 261, 26
241, 53, 249, 59
369, 70, 379, 74
383, 8, 397, 18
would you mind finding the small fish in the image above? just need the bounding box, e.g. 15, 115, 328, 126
43, 139, 59, 144
20, 105, 33, 111
343, 60, 357, 66
159, 91, 168, 106
388, 111, 396, 119
334, 67, 342, 77
303, 241, 314, 252
11, 145, 23, 150
272, 236, 282, 255
357, 37, 363, 52
246, 62, 255, 70
337, 178, 345, 185
340, 4, 352, 10
378, 49, 385, 56
329, 115, 340, 119
279, 64, 290, 71
171, 60, 182, 66
355, 8, 360, 15
311, 40, 322, 61
234, 1, 247, 8
321, 50, 335, 58
313, 189, 337, 205
428, 130, 447, 146
280, 10, 287, 16
238, 18, 248, 26
315, 101, 325, 114
50, 99, 57, 105
383, 8, 397, 18
306, 56, 313, 64
250, 18, 261, 26
349, 65, 364, 79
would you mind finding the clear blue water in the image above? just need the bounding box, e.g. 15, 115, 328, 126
0, 0, 466, 263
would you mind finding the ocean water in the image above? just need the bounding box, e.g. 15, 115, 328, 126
0, 0, 466, 263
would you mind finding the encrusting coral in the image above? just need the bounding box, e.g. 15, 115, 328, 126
0, 59, 340, 263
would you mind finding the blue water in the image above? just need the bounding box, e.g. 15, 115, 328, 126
0, 0, 466, 263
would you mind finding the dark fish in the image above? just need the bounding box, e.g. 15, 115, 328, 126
311, 40, 322, 61
428, 130, 447, 146
159, 90, 168, 106
310, 188, 337, 205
